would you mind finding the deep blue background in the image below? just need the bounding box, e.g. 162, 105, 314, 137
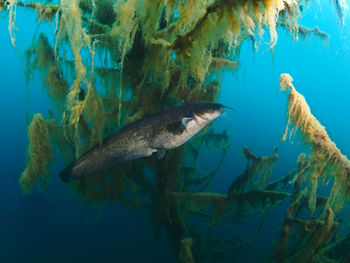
0, 1, 349, 262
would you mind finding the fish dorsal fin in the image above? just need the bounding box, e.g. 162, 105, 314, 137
156, 148, 166, 160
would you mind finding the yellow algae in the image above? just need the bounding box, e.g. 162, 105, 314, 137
111, 0, 138, 126
279, 73, 350, 215
59, 0, 90, 125
7, 0, 17, 46
83, 82, 105, 147
19, 114, 53, 194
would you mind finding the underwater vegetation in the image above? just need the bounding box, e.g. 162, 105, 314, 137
280, 74, 350, 216
2, 0, 349, 262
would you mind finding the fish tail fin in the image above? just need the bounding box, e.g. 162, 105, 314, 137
59, 167, 71, 183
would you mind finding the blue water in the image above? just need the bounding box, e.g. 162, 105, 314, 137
1, 0, 350, 262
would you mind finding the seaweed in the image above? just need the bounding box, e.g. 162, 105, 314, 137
297, 25, 329, 44
4, 0, 349, 262
25, 33, 68, 110
278, 21, 330, 44
280, 73, 350, 216
228, 146, 279, 194
273, 74, 350, 262
19, 114, 57, 193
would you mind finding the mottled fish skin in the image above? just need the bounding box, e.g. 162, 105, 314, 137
59, 103, 225, 182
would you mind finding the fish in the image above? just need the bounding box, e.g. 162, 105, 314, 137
59, 103, 227, 183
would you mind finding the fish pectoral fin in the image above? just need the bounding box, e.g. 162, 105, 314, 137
156, 148, 166, 160
166, 117, 194, 135
182, 117, 193, 129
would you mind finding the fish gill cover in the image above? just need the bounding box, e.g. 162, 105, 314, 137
1, 0, 350, 262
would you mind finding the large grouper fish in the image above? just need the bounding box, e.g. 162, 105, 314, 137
59, 103, 227, 183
